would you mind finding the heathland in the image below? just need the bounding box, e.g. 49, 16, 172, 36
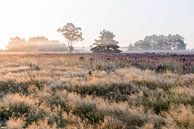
0, 53, 194, 129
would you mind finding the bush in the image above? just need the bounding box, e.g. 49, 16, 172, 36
142, 89, 171, 114
155, 64, 167, 73
48, 94, 70, 113
47, 113, 67, 128
0, 102, 46, 127
152, 99, 170, 114
126, 115, 146, 129
0, 81, 29, 97
65, 83, 138, 102
73, 103, 104, 124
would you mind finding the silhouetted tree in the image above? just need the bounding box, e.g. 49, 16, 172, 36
91, 30, 121, 53
58, 23, 83, 53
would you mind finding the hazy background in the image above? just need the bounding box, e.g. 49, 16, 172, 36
0, 0, 193, 49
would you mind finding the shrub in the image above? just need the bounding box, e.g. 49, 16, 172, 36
47, 113, 67, 128
125, 114, 147, 129
79, 56, 84, 61
142, 89, 171, 114
96, 64, 102, 71
29, 64, 41, 71
152, 99, 170, 115
65, 83, 138, 102
48, 94, 70, 113
0, 81, 29, 97
0, 102, 46, 127
155, 64, 167, 73
73, 102, 104, 124
88, 70, 93, 76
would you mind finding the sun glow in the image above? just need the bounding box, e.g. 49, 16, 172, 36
0, 0, 194, 49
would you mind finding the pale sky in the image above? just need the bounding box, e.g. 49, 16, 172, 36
0, 0, 194, 49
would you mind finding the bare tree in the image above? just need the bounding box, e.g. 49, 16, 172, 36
58, 23, 83, 53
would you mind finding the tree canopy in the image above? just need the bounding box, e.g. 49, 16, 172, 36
129, 34, 187, 51
58, 23, 83, 53
6, 36, 66, 52
91, 30, 121, 53
7, 37, 26, 51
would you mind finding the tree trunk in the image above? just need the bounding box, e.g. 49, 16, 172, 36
67, 42, 72, 54
69, 47, 72, 54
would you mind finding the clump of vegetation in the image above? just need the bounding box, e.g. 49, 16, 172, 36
64, 83, 138, 102
0, 81, 29, 97
47, 93, 70, 113
155, 64, 167, 73
73, 102, 104, 124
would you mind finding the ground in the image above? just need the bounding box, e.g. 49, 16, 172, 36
0, 53, 194, 129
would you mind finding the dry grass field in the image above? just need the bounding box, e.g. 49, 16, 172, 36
0, 53, 194, 129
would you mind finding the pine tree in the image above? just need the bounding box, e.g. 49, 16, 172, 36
91, 30, 121, 53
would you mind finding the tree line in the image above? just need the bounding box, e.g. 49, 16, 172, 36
128, 34, 186, 51
7, 36, 66, 52
6, 22, 187, 53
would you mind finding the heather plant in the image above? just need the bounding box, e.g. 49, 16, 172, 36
73, 102, 104, 124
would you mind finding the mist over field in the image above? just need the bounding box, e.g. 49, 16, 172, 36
0, 0, 194, 129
